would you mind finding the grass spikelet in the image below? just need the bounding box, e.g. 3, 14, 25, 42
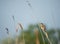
38, 23, 45, 44
18, 23, 25, 44
18, 23, 23, 30
39, 23, 46, 31
39, 23, 52, 44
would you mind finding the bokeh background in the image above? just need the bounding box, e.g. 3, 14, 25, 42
0, 0, 60, 44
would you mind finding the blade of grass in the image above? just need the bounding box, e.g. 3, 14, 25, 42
18, 23, 25, 44
19, 23, 25, 44
43, 31, 52, 44
39, 23, 52, 44
38, 24, 45, 44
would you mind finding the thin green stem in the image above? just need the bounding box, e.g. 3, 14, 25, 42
22, 30, 25, 44
40, 29, 45, 44
43, 30, 52, 44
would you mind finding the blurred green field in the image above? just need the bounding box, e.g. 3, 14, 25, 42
0, 24, 60, 44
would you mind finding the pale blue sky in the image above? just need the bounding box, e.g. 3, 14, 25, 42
0, 0, 60, 39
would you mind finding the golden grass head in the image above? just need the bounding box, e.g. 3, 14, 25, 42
18, 23, 23, 30
16, 23, 23, 32
39, 23, 46, 31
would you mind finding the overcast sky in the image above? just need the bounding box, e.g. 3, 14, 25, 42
0, 0, 60, 39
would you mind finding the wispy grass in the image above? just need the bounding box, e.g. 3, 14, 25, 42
38, 23, 45, 44
39, 23, 52, 44
15, 23, 25, 44
5, 27, 11, 44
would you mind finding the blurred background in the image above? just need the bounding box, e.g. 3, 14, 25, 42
0, 0, 60, 44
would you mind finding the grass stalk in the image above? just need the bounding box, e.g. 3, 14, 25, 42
18, 23, 25, 44
34, 29, 40, 44
43, 30, 52, 44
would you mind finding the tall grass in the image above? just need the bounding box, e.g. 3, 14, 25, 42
34, 28, 40, 44
5, 28, 11, 44
15, 23, 25, 44
38, 24, 45, 44
39, 23, 52, 44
